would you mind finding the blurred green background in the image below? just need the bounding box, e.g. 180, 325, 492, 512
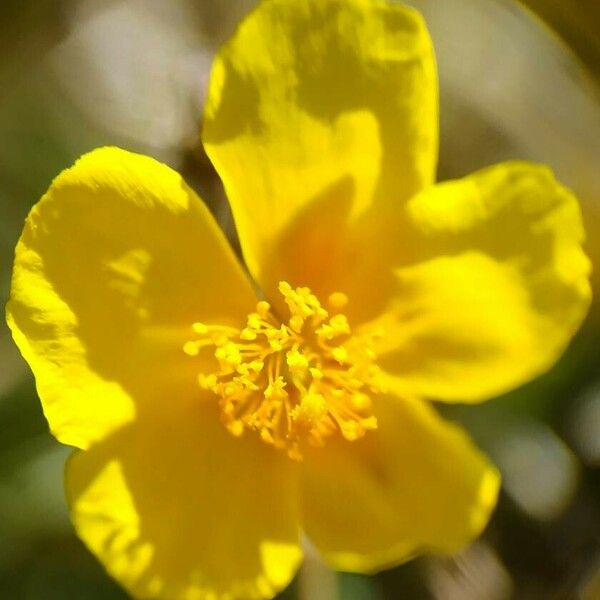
1, 0, 600, 598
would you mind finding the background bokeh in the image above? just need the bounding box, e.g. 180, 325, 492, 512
1, 0, 599, 598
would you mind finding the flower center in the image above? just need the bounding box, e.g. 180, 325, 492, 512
184, 281, 381, 460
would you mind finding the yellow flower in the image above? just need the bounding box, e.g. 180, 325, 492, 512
5, 0, 591, 598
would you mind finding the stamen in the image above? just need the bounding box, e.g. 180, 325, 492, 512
184, 281, 381, 460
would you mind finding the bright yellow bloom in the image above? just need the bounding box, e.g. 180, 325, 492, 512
5, 0, 591, 598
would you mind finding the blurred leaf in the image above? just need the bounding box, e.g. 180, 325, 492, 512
339, 573, 383, 600
0, 377, 47, 459
0, 0, 68, 86
0, 536, 128, 599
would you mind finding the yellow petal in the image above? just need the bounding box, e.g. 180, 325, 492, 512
6, 147, 256, 449
202, 0, 437, 297
301, 396, 500, 573
66, 401, 302, 600
352, 162, 591, 402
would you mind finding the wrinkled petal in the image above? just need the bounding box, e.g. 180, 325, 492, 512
202, 0, 437, 299
6, 147, 256, 448
66, 401, 302, 600
344, 162, 590, 402
301, 396, 500, 572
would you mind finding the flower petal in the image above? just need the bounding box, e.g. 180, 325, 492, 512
350, 162, 591, 402
202, 0, 437, 296
66, 401, 302, 600
6, 147, 256, 449
240, 162, 590, 402
301, 396, 500, 573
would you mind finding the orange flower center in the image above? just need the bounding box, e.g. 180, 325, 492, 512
184, 282, 381, 460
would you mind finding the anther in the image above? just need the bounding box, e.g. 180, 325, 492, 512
184, 281, 380, 460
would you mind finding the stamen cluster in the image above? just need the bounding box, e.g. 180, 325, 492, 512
184, 282, 381, 460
